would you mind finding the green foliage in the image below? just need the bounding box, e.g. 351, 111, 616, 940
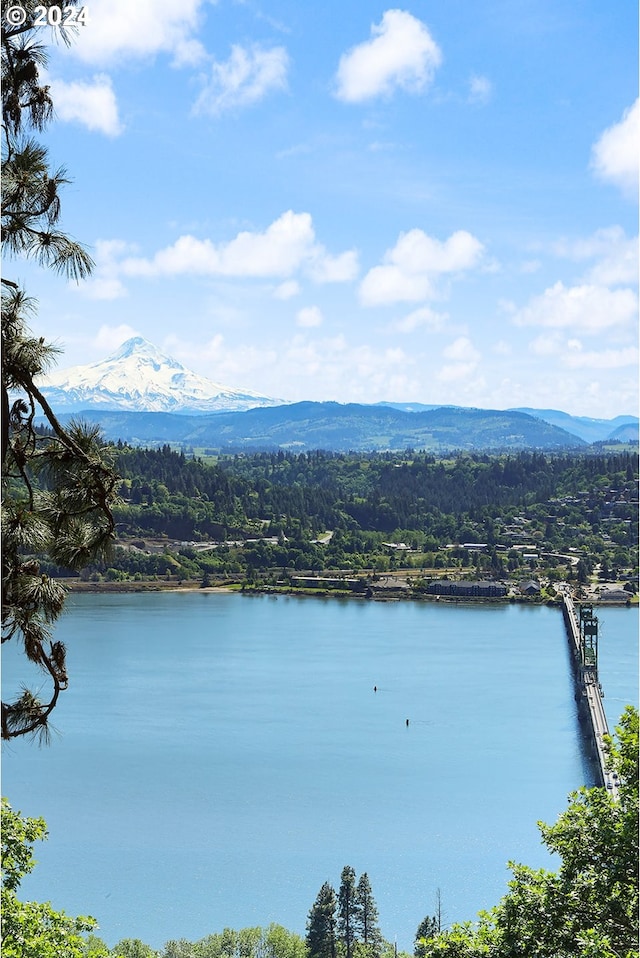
308, 868, 385, 958
1, 4, 118, 740
1, 0, 94, 279
414, 916, 439, 957
307, 883, 338, 958
338, 866, 359, 958
1, 797, 97, 957
111, 940, 159, 958
92, 446, 638, 584
420, 708, 639, 957
355, 873, 383, 958
162, 925, 305, 958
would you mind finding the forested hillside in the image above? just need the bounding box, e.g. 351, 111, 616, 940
70, 446, 638, 587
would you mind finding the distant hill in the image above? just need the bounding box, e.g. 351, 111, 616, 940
59, 402, 586, 453
511, 407, 639, 444
38, 338, 634, 449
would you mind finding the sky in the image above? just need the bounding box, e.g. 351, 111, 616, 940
7, 0, 639, 417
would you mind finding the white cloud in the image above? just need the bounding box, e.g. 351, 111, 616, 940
335, 9, 442, 103
296, 306, 324, 328
519, 260, 542, 274
437, 362, 480, 383
591, 98, 639, 196
587, 237, 639, 287
193, 44, 289, 116
70, 0, 207, 66
94, 323, 141, 352
360, 229, 484, 305
118, 211, 356, 286
308, 249, 360, 283
49, 74, 122, 136
512, 281, 638, 333
166, 331, 421, 403
529, 332, 563, 356
529, 334, 638, 373
565, 346, 639, 369
123, 211, 315, 278
76, 239, 136, 299
274, 280, 300, 300
392, 306, 447, 333
436, 337, 481, 384
553, 227, 638, 287
468, 74, 492, 105
443, 336, 480, 363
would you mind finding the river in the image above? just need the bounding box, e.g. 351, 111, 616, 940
1, 594, 637, 950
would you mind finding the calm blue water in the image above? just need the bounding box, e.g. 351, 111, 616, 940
2, 595, 637, 950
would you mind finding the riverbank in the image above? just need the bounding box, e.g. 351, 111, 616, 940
62, 576, 636, 605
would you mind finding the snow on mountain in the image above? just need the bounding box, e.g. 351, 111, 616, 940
37, 337, 283, 414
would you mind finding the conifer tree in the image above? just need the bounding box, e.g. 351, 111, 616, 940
306, 882, 338, 958
1, 1, 118, 741
338, 866, 359, 958
355, 873, 383, 958
414, 916, 439, 958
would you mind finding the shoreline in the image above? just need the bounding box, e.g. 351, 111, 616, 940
61, 578, 636, 606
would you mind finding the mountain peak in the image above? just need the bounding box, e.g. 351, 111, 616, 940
110, 336, 173, 363
38, 338, 283, 415
109, 336, 181, 372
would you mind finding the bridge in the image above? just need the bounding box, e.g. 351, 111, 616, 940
561, 592, 619, 798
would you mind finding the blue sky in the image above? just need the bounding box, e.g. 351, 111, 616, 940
11, 0, 639, 416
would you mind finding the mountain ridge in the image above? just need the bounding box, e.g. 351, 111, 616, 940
57, 401, 591, 453
38, 337, 637, 450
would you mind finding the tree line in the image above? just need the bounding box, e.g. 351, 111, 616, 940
81, 445, 638, 585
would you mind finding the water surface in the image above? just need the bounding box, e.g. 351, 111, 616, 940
2, 595, 637, 949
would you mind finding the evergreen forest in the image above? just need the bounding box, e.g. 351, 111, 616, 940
64, 445, 638, 592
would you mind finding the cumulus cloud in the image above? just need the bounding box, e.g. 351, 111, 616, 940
118, 211, 356, 284
512, 281, 637, 333
564, 346, 639, 369
360, 229, 484, 305
529, 332, 562, 356
49, 74, 122, 136
335, 9, 442, 103
443, 336, 480, 363
69, 0, 207, 66
436, 337, 482, 384
193, 44, 289, 116
123, 212, 313, 278
468, 74, 492, 105
76, 239, 136, 299
553, 227, 638, 287
274, 280, 300, 300
437, 362, 480, 383
591, 98, 639, 196
307, 249, 360, 283
296, 306, 324, 328
392, 306, 447, 333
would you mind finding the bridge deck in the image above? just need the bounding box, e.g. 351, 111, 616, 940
561, 593, 618, 799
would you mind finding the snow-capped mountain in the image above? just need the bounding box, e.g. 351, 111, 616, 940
37, 337, 283, 414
